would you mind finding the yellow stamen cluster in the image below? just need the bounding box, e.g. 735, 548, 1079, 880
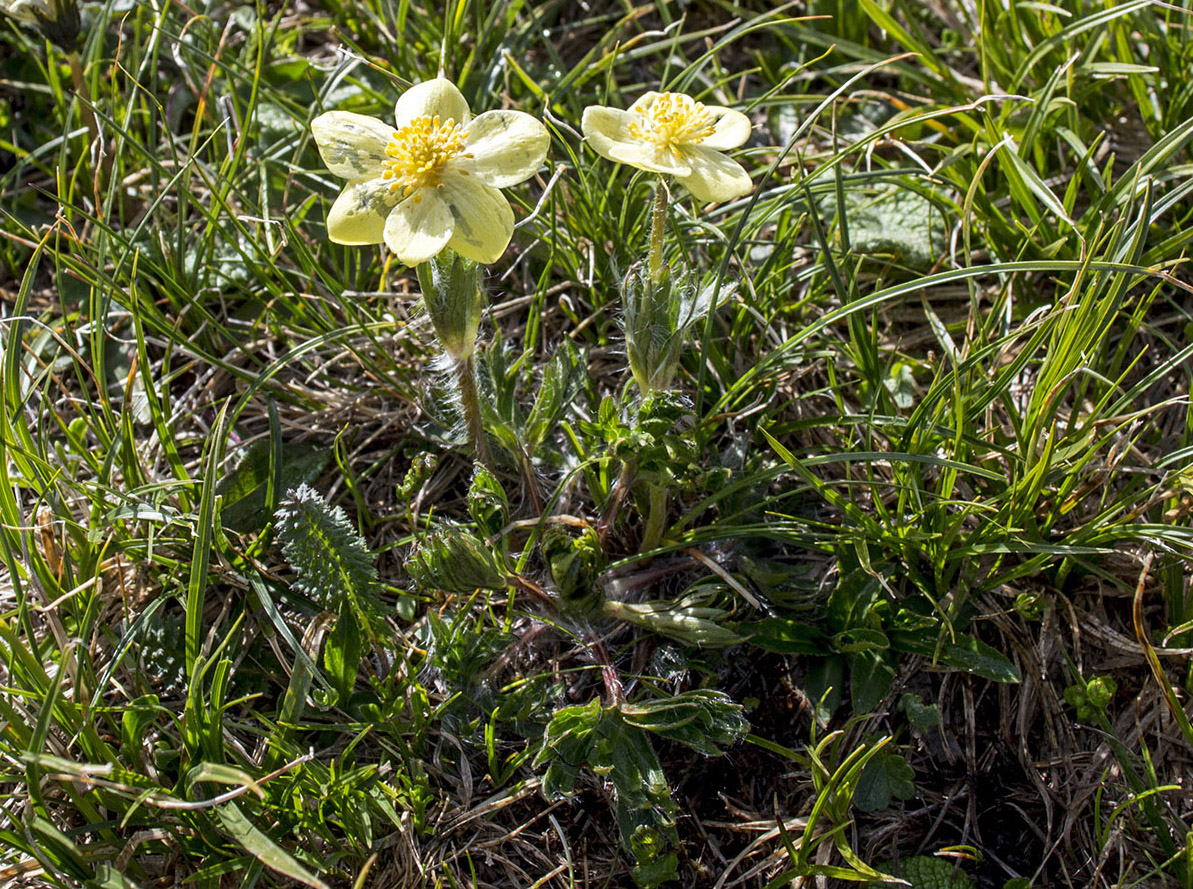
382, 115, 469, 197
628, 93, 716, 153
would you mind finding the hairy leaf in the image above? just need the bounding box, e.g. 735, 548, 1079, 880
274, 484, 377, 608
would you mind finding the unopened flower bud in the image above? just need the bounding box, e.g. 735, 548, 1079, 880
409, 529, 509, 593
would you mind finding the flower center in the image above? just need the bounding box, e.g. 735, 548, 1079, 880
628, 93, 716, 153
382, 115, 469, 196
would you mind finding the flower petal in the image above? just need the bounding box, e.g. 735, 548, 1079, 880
628, 92, 663, 114
676, 146, 753, 203
440, 174, 515, 264
383, 191, 455, 265
580, 106, 691, 176
394, 78, 471, 129
327, 178, 400, 245
311, 111, 392, 180
701, 107, 752, 150
455, 110, 550, 187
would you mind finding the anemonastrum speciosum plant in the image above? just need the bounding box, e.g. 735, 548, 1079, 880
581, 90, 753, 550
312, 77, 550, 465
581, 90, 752, 394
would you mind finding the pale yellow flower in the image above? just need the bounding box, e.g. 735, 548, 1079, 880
311, 78, 550, 266
581, 91, 752, 202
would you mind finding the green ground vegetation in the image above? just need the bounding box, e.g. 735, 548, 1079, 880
2, 1, 1193, 887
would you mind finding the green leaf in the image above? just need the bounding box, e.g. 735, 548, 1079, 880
603, 596, 743, 649
833, 627, 891, 653
805, 656, 846, 724
526, 338, 581, 449
324, 598, 362, 706
218, 440, 329, 534
743, 618, 830, 654
603, 721, 680, 888
534, 697, 605, 798
187, 762, 266, 798
29, 816, 92, 880
898, 694, 941, 733
216, 802, 329, 889
890, 631, 1021, 683
88, 863, 142, 889
120, 695, 165, 771
619, 689, 749, 755
467, 462, 509, 541
536, 700, 684, 887
849, 650, 895, 714
626, 822, 680, 888
274, 484, 378, 608
935, 637, 1021, 684
867, 856, 975, 889
884, 362, 919, 409
854, 750, 916, 813
815, 183, 948, 269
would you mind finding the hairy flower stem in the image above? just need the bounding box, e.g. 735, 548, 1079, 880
517, 451, 544, 514
647, 179, 668, 284
455, 353, 492, 469
594, 639, 625, 706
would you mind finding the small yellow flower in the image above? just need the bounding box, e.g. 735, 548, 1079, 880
311, 78, 550, 266
581, 91, 752, 202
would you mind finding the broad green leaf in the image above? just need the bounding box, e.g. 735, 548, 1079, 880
898, 694, 941, 733
815, 182, 948, 270
324, 598, 362, 706
891, 631, 1021, 683
535, 698, 605, 798
854, 751, 915, 813
833, 627, 891, 653
88, 864, 143, 889
866, 855, 975, 889
849, 650, 896, 714
218, 440, 329, 534
619, 689, 748, 754
805, 656, 846, 724
743, 618, 829, 654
